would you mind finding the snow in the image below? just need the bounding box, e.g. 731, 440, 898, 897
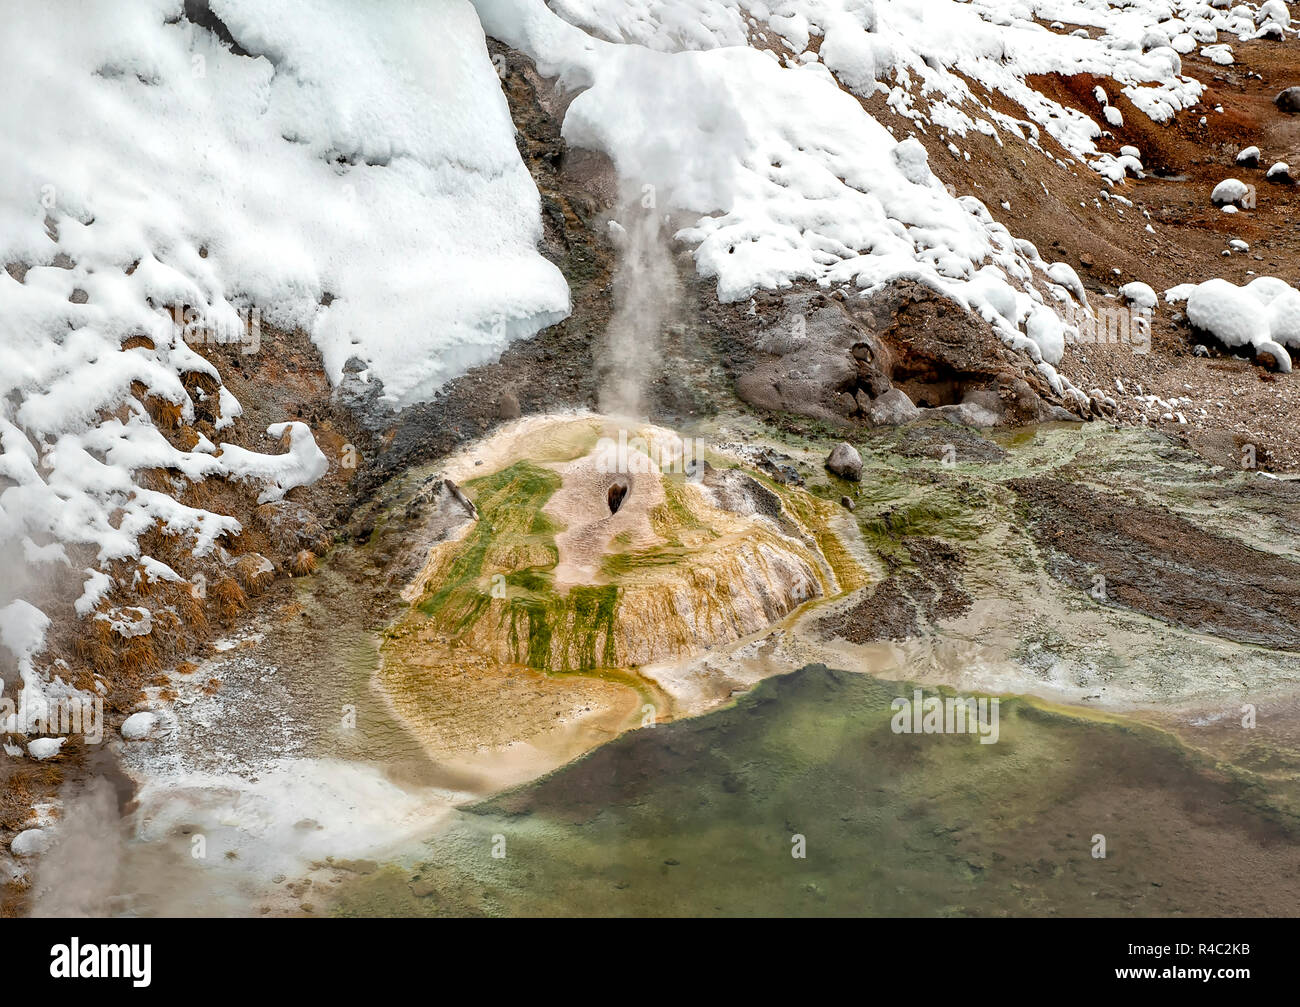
3, 1, 568, 408
1186, 279, 1270, 347
121, 711, 159, 741
1120, 282, 1158, 312
1181, 276, 1297, 369
1246, 276, 1294, 304
483, 5, 1053, 372
1259, 0, 1291, 28
529, 0, 1287, 181
1267, 291, 1300, 348
219, 422, 330, 505
0, 602, 53, 736
27, 737, 65, 760
1211, 178, 1252, 206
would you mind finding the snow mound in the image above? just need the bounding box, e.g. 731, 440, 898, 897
1211, 178, 1252, 207
10, 828, 50, 857
220, 422, 329, 505
1119, 282, 1158, 313
1187, 279, 1270, 347
1182, 277, 1297, 368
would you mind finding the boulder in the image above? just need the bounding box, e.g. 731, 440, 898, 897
867, 388, 921, 426
1275, 87, 1300, 114
496, 391, 521, 420
825, 442, 863, 482
11, 828, 50, 857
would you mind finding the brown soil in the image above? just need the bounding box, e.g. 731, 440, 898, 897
1009, 477, 1300, 650
824, 536, 971, 643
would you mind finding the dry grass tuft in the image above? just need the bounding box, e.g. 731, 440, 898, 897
233, 553, 275, 596
210, 576, 247, 623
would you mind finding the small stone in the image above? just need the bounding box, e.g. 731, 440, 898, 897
840, 495, 855, 512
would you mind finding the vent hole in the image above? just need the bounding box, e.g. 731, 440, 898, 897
607, 480, 628, 515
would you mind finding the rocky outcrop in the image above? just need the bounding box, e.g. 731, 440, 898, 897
733, 280, 1080, 429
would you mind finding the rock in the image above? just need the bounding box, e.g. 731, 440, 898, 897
1235, 146, 1260, 168
867, 388, 921, 426
11, 829, 50, 856
1275, 87, 1300, 114
834, 391, 859, 417
496, 391, 521, 420
825, 442, 863, 482
1255, 339, 1292, 373
336, 355, 393, 431
443, 479, 477, 519
121, 711, 158, 740
950, 389, 1006, 428
840, 496, 855, 512
757, 453, 804, 486
1266, 162, 1293, 185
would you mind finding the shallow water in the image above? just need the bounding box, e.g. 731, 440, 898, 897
329, 664, 1300, 917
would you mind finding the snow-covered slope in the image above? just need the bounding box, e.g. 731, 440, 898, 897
540, 0, 1289, 175
0, 0, 568, 737
475, 0, 1292, 378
